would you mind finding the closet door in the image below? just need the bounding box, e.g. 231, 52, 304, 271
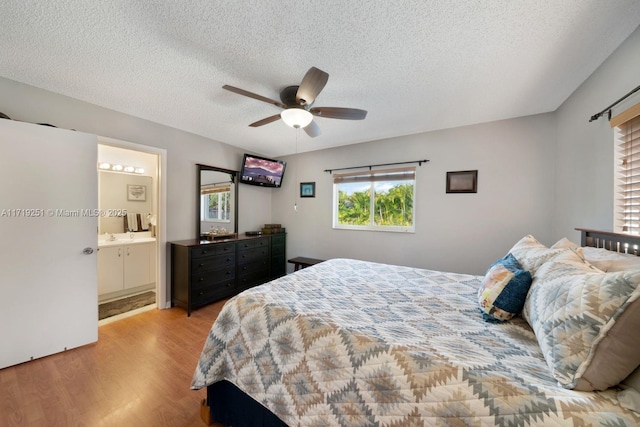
0, 119, 98, 369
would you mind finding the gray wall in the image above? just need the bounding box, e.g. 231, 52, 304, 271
0, 77, 273, 241
554, 25, 640, 242
274, 24, 640, 276
274, 113, 557, 275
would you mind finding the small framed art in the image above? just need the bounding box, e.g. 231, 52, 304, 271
127, 184, 147, 201
300, 182, 315, 198
446, 170, 477, 193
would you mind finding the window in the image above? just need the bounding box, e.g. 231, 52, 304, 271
333, 167, 416, 232
613, 103, 640, 234
200, 184, 231, 222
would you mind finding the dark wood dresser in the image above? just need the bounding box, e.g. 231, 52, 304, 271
170, 233, 286, 315
270, 232, 286, 279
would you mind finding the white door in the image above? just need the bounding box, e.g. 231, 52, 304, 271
0, 119, 98, 369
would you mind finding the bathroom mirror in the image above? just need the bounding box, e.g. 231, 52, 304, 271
99, 171, 154, 234
197, 164, 239, 240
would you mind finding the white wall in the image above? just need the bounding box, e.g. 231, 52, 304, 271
274, 113, 557, 275
554, 25, 640, 243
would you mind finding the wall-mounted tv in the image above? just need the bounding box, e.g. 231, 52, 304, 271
239, 153, 287, 188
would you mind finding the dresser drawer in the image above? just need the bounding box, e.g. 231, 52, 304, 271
237, 269, 269, 290
191, 278, 236, 306
238, 258, 268, 275
190, 243, 235, 259
191, 253, 235, 274
271, 243, 285, 256
192, 267, 236, 288
271, 258, 286, 277
238, 246, 269, 265
271, 234, 285, 246
237, 237, 269, 251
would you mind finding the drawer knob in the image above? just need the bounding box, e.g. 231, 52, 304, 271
199, 278, 204, 281
199, 291, 204, 296
199, 263, 204, 267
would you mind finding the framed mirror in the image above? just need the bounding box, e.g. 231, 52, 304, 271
197, 164, 239, 240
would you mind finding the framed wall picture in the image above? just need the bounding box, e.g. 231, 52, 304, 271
446, 170, 478, 193
127, 184, 147, 201
300, 182, 315, 198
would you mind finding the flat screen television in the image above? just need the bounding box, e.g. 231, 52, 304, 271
239, 153, 287, 188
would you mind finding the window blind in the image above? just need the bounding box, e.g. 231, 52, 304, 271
613, 104, 640, 234
333, 166, 415, 184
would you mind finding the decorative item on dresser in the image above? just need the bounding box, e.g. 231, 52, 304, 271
170, 233, 286, 316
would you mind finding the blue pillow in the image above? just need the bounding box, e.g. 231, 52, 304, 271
478, 253, 532, 322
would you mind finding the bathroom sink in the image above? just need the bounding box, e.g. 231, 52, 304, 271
98, 236, 156, 247
120, 237, 156, 244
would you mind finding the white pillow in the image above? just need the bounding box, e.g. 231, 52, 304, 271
582, 246, 640, 272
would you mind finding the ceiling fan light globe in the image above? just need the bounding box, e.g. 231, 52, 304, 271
281, 108, 313, 129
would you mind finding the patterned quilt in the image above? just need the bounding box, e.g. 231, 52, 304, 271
192, 258, 639, 426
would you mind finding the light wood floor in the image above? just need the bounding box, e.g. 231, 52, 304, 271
0, 300, 228, 427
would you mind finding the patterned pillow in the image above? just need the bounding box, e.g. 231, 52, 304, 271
523, 248, 640, 391
550, 237, 580, 249
620, 367, 640, 412
508, 235, 576, 275
477, 254, 532, 322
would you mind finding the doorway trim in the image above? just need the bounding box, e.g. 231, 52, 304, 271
98, 136, 168, 309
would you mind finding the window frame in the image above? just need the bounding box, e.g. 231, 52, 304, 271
613, 106, 640, 235
332, 166, 416, 233
200, 185, 232, 224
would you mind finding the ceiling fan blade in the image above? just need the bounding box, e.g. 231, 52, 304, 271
296, 67, 329, 106
310, 107, 367, 120
223, 85, 286, 108
249, 114, 282, 127
303, 120, 321, 138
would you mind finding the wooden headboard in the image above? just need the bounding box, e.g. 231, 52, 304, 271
576, 228, 640, 255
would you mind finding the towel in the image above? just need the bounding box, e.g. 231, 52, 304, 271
126, 213, 139, 231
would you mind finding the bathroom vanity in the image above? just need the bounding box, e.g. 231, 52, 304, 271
98, 233, 156, 301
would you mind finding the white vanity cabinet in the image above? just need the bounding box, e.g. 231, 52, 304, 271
98, 246, 126, 295
98, 240, 155, 298
123, 244, 153, 289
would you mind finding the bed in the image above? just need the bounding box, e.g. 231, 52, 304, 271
191, 229, 640, 426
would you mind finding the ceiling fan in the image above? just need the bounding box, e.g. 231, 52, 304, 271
222, 67, 367, 137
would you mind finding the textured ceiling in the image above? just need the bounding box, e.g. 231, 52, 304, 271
1, 1, 639, 157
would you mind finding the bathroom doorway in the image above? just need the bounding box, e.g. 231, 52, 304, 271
96, 139, 166, 324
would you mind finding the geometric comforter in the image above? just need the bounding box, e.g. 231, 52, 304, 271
191, 258, 640, 426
